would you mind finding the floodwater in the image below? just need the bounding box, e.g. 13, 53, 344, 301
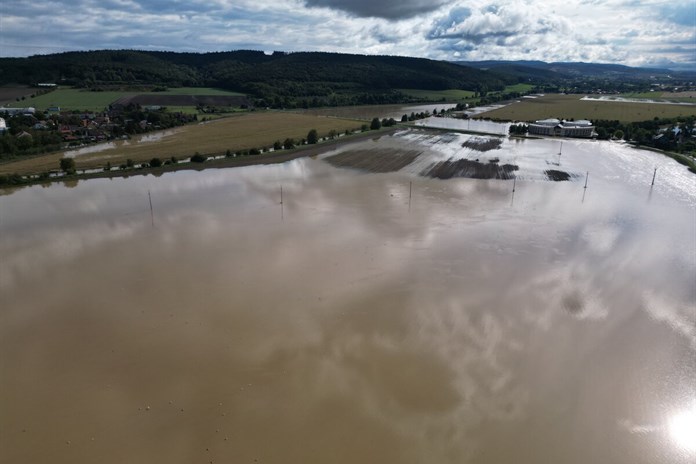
64, 130, 180, 158
1, 130, 695, 464
415, 115, 511, 135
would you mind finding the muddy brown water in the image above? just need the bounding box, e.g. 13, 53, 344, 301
1, 131, 695, 464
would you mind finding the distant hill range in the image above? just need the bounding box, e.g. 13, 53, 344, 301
0, 50, 512, 98
1, 50, 692, 107
453, 60, 686, 80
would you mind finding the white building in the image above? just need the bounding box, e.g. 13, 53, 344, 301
528, 118, 594, 138
0, 107, 36, 116
0, 117, 6, 132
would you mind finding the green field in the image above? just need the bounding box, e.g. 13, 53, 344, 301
497, 83, 535, 94
398, 84, 533, 103
398, 89, 476, 101
476, 93, 696, 122
0, 112, 364, 175
11, 87, 246, 111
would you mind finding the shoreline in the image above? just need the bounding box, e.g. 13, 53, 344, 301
0, 127, 401, 189
3, 123, 693, 191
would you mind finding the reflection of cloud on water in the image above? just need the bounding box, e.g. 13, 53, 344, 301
0, 220, 143, 290
580, 222, 621, 255
642, 291, 696, 351
618, 418, 660, 435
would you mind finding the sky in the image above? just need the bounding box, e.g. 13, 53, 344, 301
1, 0, 694, 69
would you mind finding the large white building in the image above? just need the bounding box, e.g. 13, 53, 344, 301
0, 107, 36, 116
528, 118, 595, 138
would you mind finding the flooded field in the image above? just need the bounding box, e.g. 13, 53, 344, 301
415, 115, 511, 135
1, 130, 695, 464
64, 130, 181, 158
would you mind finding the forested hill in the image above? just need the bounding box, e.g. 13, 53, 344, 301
0, 50, 513, 99
454, 60, 674, 79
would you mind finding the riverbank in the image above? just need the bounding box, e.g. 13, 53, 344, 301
629, 144, 696, 173
0, 127, 400, 188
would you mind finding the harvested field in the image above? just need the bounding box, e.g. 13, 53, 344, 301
398, 88, 475, 101
0, 86, 33, 105
0, 112, 364, 175
425, 159, 518, 180
114, 94, 250, 107
462, 137, 502, 152
476, 93, 696, 122
325, 148, 422, 173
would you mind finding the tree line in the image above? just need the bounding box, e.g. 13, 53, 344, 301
0, 50, 514, 107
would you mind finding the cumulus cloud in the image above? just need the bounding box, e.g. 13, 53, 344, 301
303, 0, 449, 20
0, 0, 693, 68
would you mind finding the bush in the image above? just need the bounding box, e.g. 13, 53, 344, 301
150, 157, 162, 167
249, 147, 261, 155
190, 152, 207, 163
59, 157, 75, 174
307, 129, 318, 144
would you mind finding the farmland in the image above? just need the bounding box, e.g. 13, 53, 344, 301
8, 87, 247, 111
0, 85, 34, 105
621, 91, 696, 102
0, 112, 364, 175
475, 93, 696, 122
398, 89, 476, 101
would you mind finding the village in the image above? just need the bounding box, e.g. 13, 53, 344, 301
0, 103, 197, 160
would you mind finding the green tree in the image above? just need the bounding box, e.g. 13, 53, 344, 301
283, 138, 295, 149
190, 152, 207, 163
150, 157, 162, 167
273, 140, 283, 150
307, 129, 318, 144
59, 157, 75, 174
613, 130, 624, 140
370, 117, 381, 130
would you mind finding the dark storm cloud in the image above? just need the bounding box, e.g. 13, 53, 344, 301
303, 0, 448, 20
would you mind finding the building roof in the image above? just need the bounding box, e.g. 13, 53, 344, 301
563, 120, 593, 127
